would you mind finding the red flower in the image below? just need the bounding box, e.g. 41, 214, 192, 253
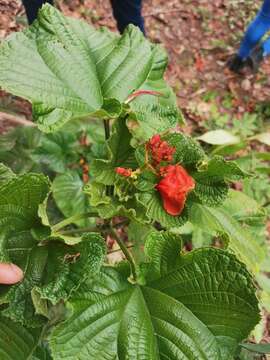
156, 165, 195, 216
115, 167, 132, 177
147, 135, 175, 165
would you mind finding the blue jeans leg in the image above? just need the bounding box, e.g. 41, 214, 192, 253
22, 0, 53, 24
261, 36, 270, 56
110, 0, 145, 34
22, 0, 145, 35
238, 0, 270, 59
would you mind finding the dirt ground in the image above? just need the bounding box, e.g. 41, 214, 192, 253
0, 0, 270, 131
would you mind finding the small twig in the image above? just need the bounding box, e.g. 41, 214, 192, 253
0, 111, 36, 127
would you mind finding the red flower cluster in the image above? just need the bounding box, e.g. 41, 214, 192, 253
115, 167, 132, 177
156, 164, 195, 216
147, 135, 175, 165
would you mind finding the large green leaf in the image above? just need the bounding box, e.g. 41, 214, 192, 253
0, 172, 50, 236
91, 118, 137, 185
35, 233, 106, 304
52, 170, 91, 226
0, 5, 178, 132
0, 316, 45, 360
0, 232, 106, 326
50, 232, 259, 360
189, 203, 266, 273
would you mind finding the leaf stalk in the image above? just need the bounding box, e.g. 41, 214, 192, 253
110, 225, 137, 281
51, 212, 98, 232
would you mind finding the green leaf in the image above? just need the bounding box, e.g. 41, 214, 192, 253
32, 344, 52, 360
1, 235, 49, 327
86, 179, 147, 223
127, 104, 182, 143
0, 127, 42, 174
193, 156, 247, 206
0, 163, 15, 185
222, 190, 265, 223
0, 129, 17, 151
189, 203, 266, 273
35, 233, 106, 304
0, 232, 106, 326
0, 5, 177, 132
137, 191, 189, 228
166, 132, 206, 167
250, 132, 270, 146
197, 130, 241, 145
52, 170, 91, 226
32, 132, 79, 173
50, 235, 259, 359
91, 118, 136, 185
85, 181, 111, 208
240, 343, 270, 354
128, 221, 155, 262
256, 273, 270, 313
143, 231, 182, 281
0, 316, 45, 360
0, 173, 50, 235
128, 43, 182, 127
135, 132, 205, 169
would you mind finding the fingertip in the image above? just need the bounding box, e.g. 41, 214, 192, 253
10, 264, 24, 283
0, 263, 24, 285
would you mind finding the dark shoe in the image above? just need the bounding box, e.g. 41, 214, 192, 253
227, 54, 246, 74
246, 45, 264, 72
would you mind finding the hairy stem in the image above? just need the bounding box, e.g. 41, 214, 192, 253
52, 212, 98, 233
110, 226, 137, 281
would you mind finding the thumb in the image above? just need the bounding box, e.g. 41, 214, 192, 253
0, 263, 24, 285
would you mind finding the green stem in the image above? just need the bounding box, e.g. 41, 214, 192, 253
110, 226, 137, 281
60, 219, 130, 235
60, 226, 98, 235
26, 323, 49, 360
103, 119, 110, 140
108, 245, 134, 254
103, 119, 113, 196
52, 212, 98, 233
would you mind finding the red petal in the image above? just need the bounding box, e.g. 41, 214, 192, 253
162, 192, 186, 216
